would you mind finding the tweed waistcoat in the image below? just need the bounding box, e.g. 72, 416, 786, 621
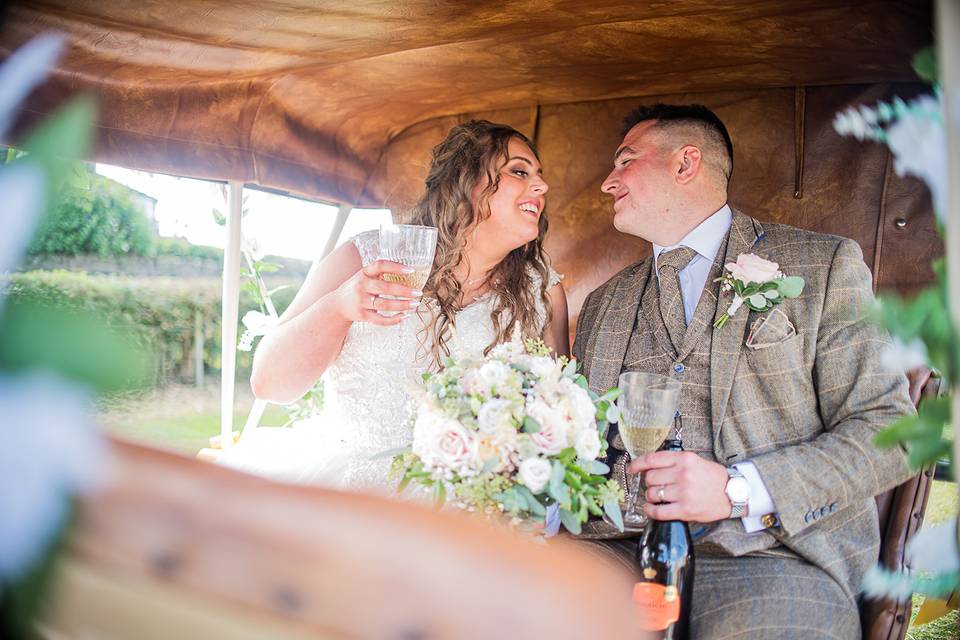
622, 236, 729, 463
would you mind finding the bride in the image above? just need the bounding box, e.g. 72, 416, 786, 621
218, 120, 570, 492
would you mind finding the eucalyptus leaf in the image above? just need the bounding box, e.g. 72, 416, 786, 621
912, 46, 938, 84
603, 496, 625, 533
0, 300, 152, 392
558, 508, 582, 535
747, 293, 768, 309
777, 276, 805, 298
19, 97, 95, 202
522, 416, 541, 434
433, 481, 447, 507
586, 459, 611, 475
549, 460, 566, 489
516, 485, 546, 517
369, 445, 412, 460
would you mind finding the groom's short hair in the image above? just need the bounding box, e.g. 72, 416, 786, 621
621, 104, 734, 186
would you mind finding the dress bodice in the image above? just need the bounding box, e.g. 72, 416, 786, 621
220, 231, 560, 493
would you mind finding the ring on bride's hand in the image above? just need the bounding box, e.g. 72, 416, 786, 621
656, 485, 666, 502
369, 294, 378, 309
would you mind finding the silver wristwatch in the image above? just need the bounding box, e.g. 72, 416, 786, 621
725, 467, 750, 518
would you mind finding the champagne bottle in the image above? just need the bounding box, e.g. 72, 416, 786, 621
633, 437, 694, 640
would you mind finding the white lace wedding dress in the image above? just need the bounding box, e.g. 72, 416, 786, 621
217, 230, 560, 494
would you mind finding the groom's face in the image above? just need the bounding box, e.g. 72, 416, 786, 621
601, 121, 679, 244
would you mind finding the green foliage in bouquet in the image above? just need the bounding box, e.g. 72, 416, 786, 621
390, 338, 624, 534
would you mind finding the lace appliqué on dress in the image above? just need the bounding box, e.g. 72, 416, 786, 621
220, 251, 565, 495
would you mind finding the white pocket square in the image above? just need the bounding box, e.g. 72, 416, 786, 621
746, 308, 796, 350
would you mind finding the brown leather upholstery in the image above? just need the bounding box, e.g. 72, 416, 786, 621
0, 1, 933, 207
860, 378, 940, 640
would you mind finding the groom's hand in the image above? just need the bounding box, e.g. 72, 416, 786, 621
629, 452, 732, 523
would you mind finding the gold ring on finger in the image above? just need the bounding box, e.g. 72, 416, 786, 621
370, 294, 378, 309
656, 485, 666, 502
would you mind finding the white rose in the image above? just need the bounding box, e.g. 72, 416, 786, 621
460, 368, 482, 396
574, 428, 602, 461
528, 355, 560, 381
478, 423, 519, 473
526, 397, 569, 456
412, 410, 478, 475
477, 399, 514, 433
724, 253, 781, 285
559, 378, 597, 434
477, 360, 512, 396
518, 457, 552, 494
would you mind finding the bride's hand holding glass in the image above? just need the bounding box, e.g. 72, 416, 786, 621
331, 259, 424, 326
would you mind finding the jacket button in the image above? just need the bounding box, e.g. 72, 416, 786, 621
804, 511, 812, 523
819, 506, 830, 517
829, 502, 838, 512
812, 510, 820, 521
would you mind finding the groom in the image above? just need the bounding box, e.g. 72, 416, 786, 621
572, 104, 914, 637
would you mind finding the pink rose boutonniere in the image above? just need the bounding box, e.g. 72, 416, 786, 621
713, 253, 805, 328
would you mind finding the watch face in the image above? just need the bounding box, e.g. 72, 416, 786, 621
727, 476, 750, 503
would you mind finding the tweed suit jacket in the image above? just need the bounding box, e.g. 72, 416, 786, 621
572, 209, 914, 598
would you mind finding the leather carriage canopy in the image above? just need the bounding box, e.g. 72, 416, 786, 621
0, 1, 940, 304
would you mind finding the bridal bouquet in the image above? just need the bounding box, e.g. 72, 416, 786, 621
390, 339, 624, 534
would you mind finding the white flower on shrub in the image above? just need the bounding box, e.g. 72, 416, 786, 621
880, 336, 929, 372
886, 94, 947, 220
574, 428, 602, 461
518, 457, 552, 494
477, 398, 514, 433
0, 373, 108, 581
526, 396, 569, 455
412, 408, 478, 476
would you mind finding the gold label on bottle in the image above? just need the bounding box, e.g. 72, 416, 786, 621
643, 568, 657, 580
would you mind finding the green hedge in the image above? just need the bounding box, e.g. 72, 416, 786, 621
3, 270, 297, 386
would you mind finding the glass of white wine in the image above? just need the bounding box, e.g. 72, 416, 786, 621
617, 371, 681, 528
377, 224, 438, 316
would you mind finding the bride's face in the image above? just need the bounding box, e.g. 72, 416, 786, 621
472, 137, 548, 253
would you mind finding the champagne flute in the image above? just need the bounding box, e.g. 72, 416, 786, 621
377, 224, 438, 316
617, 372, 681, 528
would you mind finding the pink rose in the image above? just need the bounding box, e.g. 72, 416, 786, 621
724, 253, 781, 285
412, 410, 478, 475
527, 398, 569, 456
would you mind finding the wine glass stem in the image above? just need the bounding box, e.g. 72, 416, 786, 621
626, 463, 643, 516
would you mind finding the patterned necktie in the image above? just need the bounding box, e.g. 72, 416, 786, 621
657, 246, 698, 350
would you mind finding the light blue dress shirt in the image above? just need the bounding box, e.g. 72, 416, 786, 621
652, 204, 775, 532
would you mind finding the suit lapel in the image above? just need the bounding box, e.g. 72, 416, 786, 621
710, 210, 765, 443
588, 260, 651, 394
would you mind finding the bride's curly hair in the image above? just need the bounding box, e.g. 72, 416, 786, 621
404, 120, 552, 366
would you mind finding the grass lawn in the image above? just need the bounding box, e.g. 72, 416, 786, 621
99, 384, 958, 637
98, 382, 291, 455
